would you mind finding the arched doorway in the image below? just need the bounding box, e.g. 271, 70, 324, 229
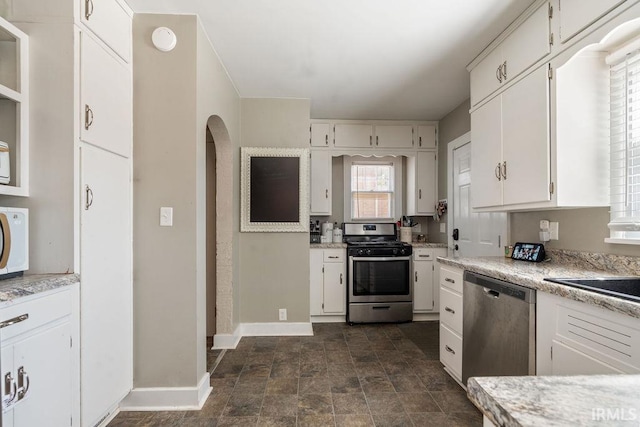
205, 115, 234, 346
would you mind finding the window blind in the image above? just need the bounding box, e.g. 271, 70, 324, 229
609, 50, 640, 238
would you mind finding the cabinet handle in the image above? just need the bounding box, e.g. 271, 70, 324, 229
419, 189, 422, 199
340, 273, 343, 284
325, 134, 328, 145
419, 136, 422, 147
496, 64, 503, 83
495, 163, 502, 181
85, 185, 94, 210
445, 278, 455, 284
327, 256, 339, 259
17, 367, 29, 401
325, 189, 329, 199
418, 254, 431, 258
445, 345, 456, 355
369, 135, 372, 146
502, 61, 507, 80
415, 271, 418, 282
445, 306, 455, 314
376, 136, 379, 146
502, 161, 507, 180
0, 314, 28, 329
84, 104, 94, 130
85, 0, 94, 20
3, 372, 17, 408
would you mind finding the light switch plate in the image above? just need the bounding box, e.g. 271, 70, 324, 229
549, 222, 559, 240
440, 223, 446, 233
160, 207, 173, 227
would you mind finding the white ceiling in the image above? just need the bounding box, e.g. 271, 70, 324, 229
124, 0, 534, 120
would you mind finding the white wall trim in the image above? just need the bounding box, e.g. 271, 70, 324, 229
413, 313, 439, 322
119, 373, 212, 411
311, 315, 346, 323
241, 322, 314, 337
213, 324, 242, 349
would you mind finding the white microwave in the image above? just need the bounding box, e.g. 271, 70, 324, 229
0, 207, 28, 279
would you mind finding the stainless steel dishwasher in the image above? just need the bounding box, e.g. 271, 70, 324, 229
462, 271, 536, 384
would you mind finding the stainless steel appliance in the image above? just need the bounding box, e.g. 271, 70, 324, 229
0, 207, 28, 280
344, 223, 413, 324
462, 271, 536, 384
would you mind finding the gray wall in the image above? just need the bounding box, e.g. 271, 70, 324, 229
132, 14, 240, 388
427, 99, 471, 243
239, 98, 311, 323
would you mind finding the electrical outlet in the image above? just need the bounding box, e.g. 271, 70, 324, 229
549, 222, 559, 240
413, 223, 421, 233
279, 308, 287, 321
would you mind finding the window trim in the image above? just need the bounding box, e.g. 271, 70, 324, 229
343, 156, 403, 222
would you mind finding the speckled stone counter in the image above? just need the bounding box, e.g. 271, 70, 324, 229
310, 243, 347, 249
0, 274, 79, 303
468, 375, 640, 426
436, 253, 640, 319
410, 242, 448, 249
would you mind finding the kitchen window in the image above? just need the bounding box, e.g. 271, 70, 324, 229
607, 44, 640, 243
343, 156, 402, 221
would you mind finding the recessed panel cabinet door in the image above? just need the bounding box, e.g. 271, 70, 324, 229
334, 124, 372, 148
80, 0, 132, 62
559, 0, 626, 44
470, 95, 502, 208
416, 151, 437, 214
80, 32, 132, 158
502, 65, 550, 206
80, 144, 132, 427
375, 125, 414, 148
323, 262, 345, 314
310, 150, 331, 215
413, 260, 434, 312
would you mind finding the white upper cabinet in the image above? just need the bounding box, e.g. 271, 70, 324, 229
417, 125, 437, 149
334, 124, 372, 148
310, 150, 331, 215
558, 0, 626, 44
470, 95, 503, 208
80, 32, 132, 157
80, 0, 132, 63
470, 2, 551, 107
406, 151, 437, 215
374, 125, 414, 148
310, 123, 332, 147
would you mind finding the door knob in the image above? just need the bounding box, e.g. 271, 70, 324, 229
452, 228, 459, 241
454, 244, 459, 251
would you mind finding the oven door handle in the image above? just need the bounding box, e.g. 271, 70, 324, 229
349, 256, 412, 262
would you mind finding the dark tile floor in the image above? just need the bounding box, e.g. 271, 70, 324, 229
109, 322, 481, 426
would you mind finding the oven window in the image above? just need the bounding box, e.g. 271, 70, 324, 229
352, 259, 410, 296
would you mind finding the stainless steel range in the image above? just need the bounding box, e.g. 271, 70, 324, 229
344, 223, 413, 324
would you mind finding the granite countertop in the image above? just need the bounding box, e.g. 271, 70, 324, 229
310, 243, 347, 249
468, 375, 640, 427
437, 254, 640, 319
411, 242, 448, 248
0, 274, 79, 303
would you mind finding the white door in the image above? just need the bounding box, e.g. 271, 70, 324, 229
451, 139, 507, 257
80, 144, 132, 426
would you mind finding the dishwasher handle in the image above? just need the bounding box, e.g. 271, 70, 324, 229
463, 271, 535, 303
483, 288, 500, 298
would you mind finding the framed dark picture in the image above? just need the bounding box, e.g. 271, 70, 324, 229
240, 147, 309, 232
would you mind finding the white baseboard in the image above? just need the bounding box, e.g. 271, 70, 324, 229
413, 313, 439, 322
119, 372, 212, 411
213, 325, 242, 350
311, 315, 346, 323
241, 322, 313, 336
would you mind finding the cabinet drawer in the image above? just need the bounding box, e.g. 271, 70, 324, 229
0, 288, 72, 341
440, 323, 462, 380
440, 286, 462, 335
323, 250, 344, 263
439, 265, 463, 293
413, 248, 434, 261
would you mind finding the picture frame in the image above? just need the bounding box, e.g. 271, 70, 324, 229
240, 147, 310, 232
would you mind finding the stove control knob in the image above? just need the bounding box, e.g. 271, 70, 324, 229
366, 249, 372, 256
400, 248, 406, 255
393, 248, 399, 255
357, 249, 365, 256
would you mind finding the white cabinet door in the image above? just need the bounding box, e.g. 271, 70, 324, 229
374, 125, 414, 148
310, 150, 331, 215
413, 260, 434, 312
416, 151, 437, 215
551, 340, 624, 375
80, 0, 132, 62
470, 95, 503, 208
309, 250, 324, 316
310, 123, 331, 147
470, 46, 504, 107
334, 124, 372, 148
80, 144, 132, 427
322, 262, 345, 314
559, 0, 625, 43
501, 2, 550, 84
417, 125, 437, 149
502, 65, 550, 206
80, 32, 132, 158
12, 323, 71, 427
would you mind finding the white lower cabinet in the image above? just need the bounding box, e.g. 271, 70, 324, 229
0, 286, 77, 427
438, 264, 464, 383
537, 291, 640, 376
310, 248, 346, 319
413, 248, 447, 312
